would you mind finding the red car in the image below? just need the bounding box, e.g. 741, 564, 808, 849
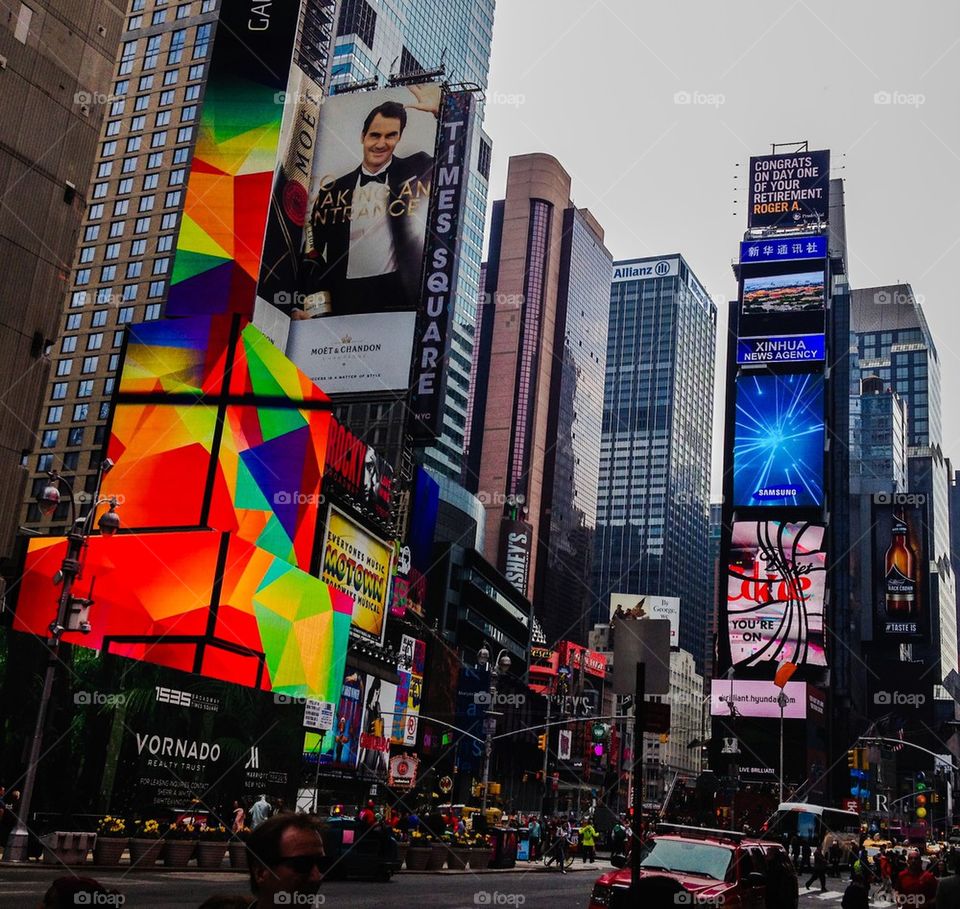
587, 825, 798, 909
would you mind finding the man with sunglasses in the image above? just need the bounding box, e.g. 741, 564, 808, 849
246, 813, 326, 907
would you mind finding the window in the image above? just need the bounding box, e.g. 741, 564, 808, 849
173, 147, 189, 164
105, 120, 121, 137
127, 14, 142, 29
38, 453, 54, 472
118, 307, 134, 324
144, 35, 162, 70
91, 311, 108, 328
56, 359, 72, 376
142, 173, 159, 190
118, 177, 133, 195
126, 136, 141, 152
148, 281, 165, 298
177, 3, 191, 18
194, 23, 213, 58
159, 89, 175, 106
134, 94, 150, 112
121, 156, 138, 174
47, 406, 63, 424
125, 261, 143, 278
145, 303, 162, 320
108, 221, 125, 238
73, 404, 89, 422
41, 430, 58, 448
87, 334, 104, 351
123, 283, 138, 301
155, 110, 171, 127
188, 64, 205, 81
168, 28, 187, 64
101, 141, 116, 157
109, 99, 125, 117
160, 213, 177, 230
108, 354, 120, 371
153, 258, 169, 275
103, 378, 115, 396
99, 402, 111, 420
139, 195, 155, 212
51, 383, 68, 401
91, 182, 108, 199
151, 9, 167, 24
78, 380, 94, 397
113, 80, 129, 96
147, 152, 163, 168
184, 84, 200, 101
70, 291, 87, 308
104, 243, 120, 260
89, 203, 104, 220
169, 168, 185, 186
163, 69, 178, 86
93, 426, 108, 446
164, 190, 181, 208
201, 0, 215, 11
79, 247, 95, 264
66, 314, 82, 331
130, 115, 146, 132
135, 217, 151, 233
82, 357, 99, 374
130, 238, 147, 256
67, 428, 85, 447
61, 337, 77, 353
176, 126, 193, 143
62, 452, 79, 471
75, 269, 91, 286
96, 287, 114, 305
180, 105, 197, 121
156, 234, 174, 252
113, 200, 129, 216
113, 330, 125, 347
138, 74, 154, 92
100, 265, 116, 281
151, 131, 167, 148
96, 162, 113, 178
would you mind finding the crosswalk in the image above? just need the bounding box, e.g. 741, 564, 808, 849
802, 889, 895, 907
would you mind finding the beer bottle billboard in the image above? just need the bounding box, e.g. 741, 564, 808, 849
875, 501, 926, 639
884, 508, 916, 615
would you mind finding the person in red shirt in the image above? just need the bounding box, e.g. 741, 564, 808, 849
358, 800, 377, 827
897, 849, 938, 907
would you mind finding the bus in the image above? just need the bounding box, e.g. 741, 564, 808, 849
761, 802, 861, 861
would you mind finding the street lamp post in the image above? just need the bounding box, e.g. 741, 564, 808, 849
478, 643, 511, 813
777, 690, 789, 804
3, 460, 120, 863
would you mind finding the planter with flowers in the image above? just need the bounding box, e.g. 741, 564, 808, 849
93, 816, 128, 866
129, 819, 163, 868
469, 834, 493, 870
404, 830, 433, 870
196, 825, 228, 869
228, 828, 250, 870
444, 833, 472, 870
162, 821, 197, 867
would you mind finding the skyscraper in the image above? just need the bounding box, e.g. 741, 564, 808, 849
468, 153, 611, 647
20, 0, 339, 535
0, 0, 125, 563
592, 255, 716, 674
331, 0, 496, 480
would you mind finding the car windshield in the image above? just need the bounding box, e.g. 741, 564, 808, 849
640, 838, 733, 881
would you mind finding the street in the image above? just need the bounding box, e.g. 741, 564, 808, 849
0, 866, 601, 909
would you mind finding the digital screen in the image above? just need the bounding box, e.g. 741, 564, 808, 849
726, 521, 827, 668
747, 150, 830, 230
733, 372, 825, 507
738, 269, 826, 339
872, 502, 928, 640
709, 679, 807, 719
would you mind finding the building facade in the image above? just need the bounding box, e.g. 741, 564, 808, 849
331, 0, 496, 481
1, 0, 125, 560
592, 255, 717, 673
468, 154, 611, 647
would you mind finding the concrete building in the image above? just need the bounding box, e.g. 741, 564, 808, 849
468, 153, 612, 647
592, 254, 716, 673
0, 0, 125, 565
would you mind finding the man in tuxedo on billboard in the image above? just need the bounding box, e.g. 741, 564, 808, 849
296, 84, 439, 318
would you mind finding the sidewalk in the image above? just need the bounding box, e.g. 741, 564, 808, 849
401, 860, 614, 875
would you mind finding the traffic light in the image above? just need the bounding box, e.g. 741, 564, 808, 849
537, 733, 547, 751
847, 748, 863, 770
916, 772, 928, 819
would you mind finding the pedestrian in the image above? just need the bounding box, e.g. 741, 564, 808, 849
610, 818, 627, 863
245, 813, 325, 908
841, 870, 870, 909
579, 818, 597, 864
805, 846, 827, 892
232, 800, 247, 835
897, 848, 938, 907
249, 794, 272, 831
829, 839, 842, 876
801, 841, 812, 872
527, 816, 541, 861
358, 800, 377, 827
790, 835, 801, 867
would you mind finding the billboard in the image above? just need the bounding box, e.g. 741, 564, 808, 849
612, 258, 678, 282
726, 521, 827, 667
357, 674, 398, 781
740, 235, 827, 265
320, 507, 394, 645
499, 518, 533, 597
307, 669, 366, 772
710, 679, 807, 719
872, 503, 929, 639
738, 268, 825, 339
736, 334, 825, 365
166, 1, 303, 318
733, 372, 825, 507
323, 417, 394, 526
610, 593, 681, 646
747, 151, 830, 230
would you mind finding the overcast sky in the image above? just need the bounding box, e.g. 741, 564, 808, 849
480, 0, 960, 497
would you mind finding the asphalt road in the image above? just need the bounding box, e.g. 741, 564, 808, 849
0, 865, 602, 909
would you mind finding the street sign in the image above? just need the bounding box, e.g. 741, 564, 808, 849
612, 618, 670, 695
303, 699, 335, 731
558, 729, 572, 761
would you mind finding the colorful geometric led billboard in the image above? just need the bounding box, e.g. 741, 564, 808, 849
726, 520, 827, 668
733, 372, 825, 507
166, 2, 303, 319
15, 530, 352, 700
747, 150, 830, 230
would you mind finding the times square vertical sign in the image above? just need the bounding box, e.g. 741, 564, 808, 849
409, 91, 477, 441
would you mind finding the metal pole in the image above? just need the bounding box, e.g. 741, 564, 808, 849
541, 694, 551, 816
481, 669, 497, 812
779, 694, 785, 804
630, 662, 646, 900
